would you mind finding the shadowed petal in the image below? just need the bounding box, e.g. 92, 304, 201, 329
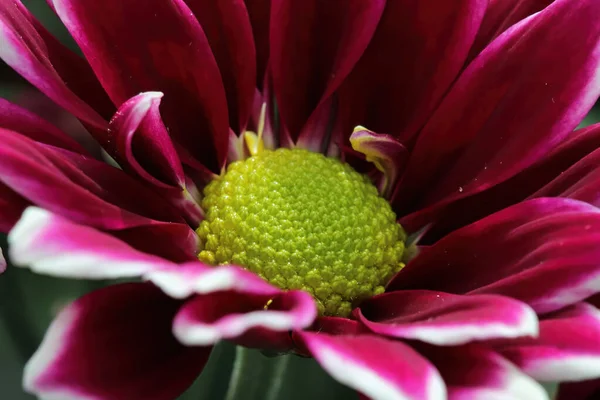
244, 0, 270, 88
108, 92, 203, 224
24, 283, 210, 400
0, 0, 111, 129
337, 0, 486, 145
270, 0, 385, 140
51, 0, 230, 171
356, 291, 537, 345
350, 127, 408, 198
0, 181, 28, 232
8, 207, 179, 279
398, 0, 600, 217
186, 0, 256, 133
296, 333, 447, 400
390, 198, 600, 314
420, 345, 548, 400
468, 0, 553, 61
499, 303, 600, 382
0, 98, 86, 153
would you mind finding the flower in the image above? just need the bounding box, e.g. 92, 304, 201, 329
1, 0, 600, 399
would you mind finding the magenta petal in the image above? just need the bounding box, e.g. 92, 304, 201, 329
270, 0, 385, 140
468, 0, 553, 60
24, 283, 210, 400
350, 127, 408, 198
0, 181, 29, 232
52, 0, 230, 170
296, 333, 446, 400
421, 345, 548, 400
108, 92, 203, 224
186, 0, 256, 133
0, 0, 111, 129
8, 207, 175, 279
337, 0, 486, 145
399, 0, 600, 215
357, 290, 537, 345
146, 263, 316, 347
390, 198, 600, 315
499, 302, 600, 382
0, 98, 86, 153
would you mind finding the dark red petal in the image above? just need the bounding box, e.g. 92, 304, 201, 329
52, 0, 230, 171
0, 0, 112, 129
398, 0, 600, 217
269, 0, 385, 140
337, 0, 487, 145
390, 198, 600, 314
244, 0, 270, 89
24, 283, 210, 400
468, 0, 553, 61
186, 0, 256, 133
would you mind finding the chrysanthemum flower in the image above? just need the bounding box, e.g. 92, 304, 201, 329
1, 0, 600, 399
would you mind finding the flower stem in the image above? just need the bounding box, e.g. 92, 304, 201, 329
264, 354, 290, 400
224, 347, 265, 400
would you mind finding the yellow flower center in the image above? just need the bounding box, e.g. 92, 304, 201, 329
197, 148, 406, 316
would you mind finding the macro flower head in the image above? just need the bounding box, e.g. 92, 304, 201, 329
1, 0, 600, 399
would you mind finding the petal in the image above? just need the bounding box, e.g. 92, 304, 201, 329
296, 333, 447, 400
8, 207, 176, 279
349, 127, 408, 198
0, 180, 29, 232
390, 198, 600, 314
244, 0, 270, 89
0, 98, 86, 153
25, 282, 210, 400
0, 0, 111, 129
51, 0, 230, 171
108, 92, 203, 224
557, 380, 600, 400
173, 289, 315, 348
186, 0, 256, 133
420, 345, 548, 400
357, 291, 537, 346
398, 0, 600, 216
270, 0, 385, 140
404, 122, 600, 241
146, 263, 317, 347
468, 0, 553, 60
499, 302, 600, 382
337, 0, 487, 145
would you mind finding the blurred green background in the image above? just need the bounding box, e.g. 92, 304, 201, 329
0, 1, 599, 399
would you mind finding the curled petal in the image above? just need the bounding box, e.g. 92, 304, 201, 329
0, 98, 86, 153
24, 283, 210, 400
350, 127, 408, 198
0, 0, 111, 130
357, 290, 538, 346
173, 290, 315, 348
499, 303, 600, 382
147, 264, 316, 347
108, 92, 202, 224
421, 345, 548, 400
8, 207, 177, 279
391, 198, 600, 314
296, 333, 447, 400
399, 0, 600, 216
52, 0, 230, 170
